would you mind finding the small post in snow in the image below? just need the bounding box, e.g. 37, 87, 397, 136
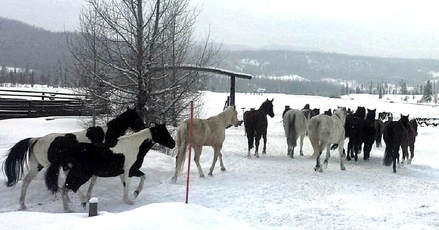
185, 101, 194, 204
89, 197, 98, 217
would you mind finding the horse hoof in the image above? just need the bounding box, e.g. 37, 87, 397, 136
64, 208, 74, 213
124, 199, 134, 205
82, 202, 87, 209
300, 153, 304, 156
262, 151, 266, 155
134, 190, 139, 198
221, 167, 226, 171
18, 205, 27, 211
341, 166, 346, 171
200, 174, 205, 178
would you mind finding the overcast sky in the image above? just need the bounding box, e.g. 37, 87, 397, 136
1, 0, 439, 59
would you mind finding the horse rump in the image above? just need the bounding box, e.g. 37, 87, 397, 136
2, 138, 35, 187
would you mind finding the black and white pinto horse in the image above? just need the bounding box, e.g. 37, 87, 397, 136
45, 123, 175, 211
2, 108, 145, 210
243, 99, 274, 158
308, 108, 347, 172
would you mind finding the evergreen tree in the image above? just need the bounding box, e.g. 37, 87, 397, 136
422, 80, 433, 102
400, 80, 408, 94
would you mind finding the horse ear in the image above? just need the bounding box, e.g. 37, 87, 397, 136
271, 98, 274, 102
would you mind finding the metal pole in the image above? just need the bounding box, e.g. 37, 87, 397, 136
185, 101, 194, 204
230, 75, 236, 106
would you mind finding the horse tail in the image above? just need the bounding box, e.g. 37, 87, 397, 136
175, 121, 189, 175
308, 119, 321, 158
383, 123, 393, 166
45, 161, 61, 194
290, 113, 297, 147
2, 138, 36, 187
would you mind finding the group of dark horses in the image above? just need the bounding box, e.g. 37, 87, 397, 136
242, 99, 419, 173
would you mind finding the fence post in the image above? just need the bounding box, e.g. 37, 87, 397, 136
89, 197, 98, 217
185, 101, 194, 204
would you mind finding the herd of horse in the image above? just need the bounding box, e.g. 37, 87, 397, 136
1, 98, 419, 212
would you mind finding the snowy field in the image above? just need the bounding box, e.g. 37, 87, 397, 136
1, 91, 439, 230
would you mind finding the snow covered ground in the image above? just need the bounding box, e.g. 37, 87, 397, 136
1, 91, 439, 230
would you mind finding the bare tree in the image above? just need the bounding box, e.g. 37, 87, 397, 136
70, 0, 219, 124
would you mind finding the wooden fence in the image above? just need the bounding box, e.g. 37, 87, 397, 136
0, 89, 91, 120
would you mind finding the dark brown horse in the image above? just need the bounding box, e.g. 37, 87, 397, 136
244, 99, 274, 158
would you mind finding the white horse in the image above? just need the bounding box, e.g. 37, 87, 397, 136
307, 108, 347, 172
2, 108, 144, 210
172, 106, 239, 182
283, 109, 307, 158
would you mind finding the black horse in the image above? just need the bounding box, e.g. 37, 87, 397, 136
374, 119, 384, 147
362, 109, 376, 160
383, 115, 410, 173
353, 106, 366, 119
401, 119, 418, 164
323, 109, 332, 116
244, 99, 274, 158
344, 114, 364, 161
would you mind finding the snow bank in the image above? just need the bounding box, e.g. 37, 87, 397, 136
0, 202, 253, 230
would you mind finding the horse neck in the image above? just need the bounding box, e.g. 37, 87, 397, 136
111, 128, 151, 154
258, 106, 269, 116
217, 109, 232, 127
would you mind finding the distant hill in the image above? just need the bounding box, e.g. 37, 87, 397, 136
220, 50, 439, 84
0, 17, 72, 72
2, 17, 439, 96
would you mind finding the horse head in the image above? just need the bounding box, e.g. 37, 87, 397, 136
334, 108, 347, 123
120, 107, 146, 132
260, 99, 274, 118
86, 126, 105, 144
149, 123, 175, 149
225, 106, 240, 127
366, 109, 376, 120
311, 108, 320, 118
400, 114, 409, 126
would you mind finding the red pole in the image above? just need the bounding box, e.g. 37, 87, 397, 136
185, 101, 194, 204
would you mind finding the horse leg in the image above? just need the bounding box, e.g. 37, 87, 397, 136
120, 172, 134, 205
323, 144, 331, 168
209, 146, 221, 176
19, 155, 41, 210
346, 141, 352, 161
254, 133, 262, 158
339, 141, 346, 170
408, 144, 415, 164
246, 129, 254, 158
193, 146, 205, 178
86, 176, 97, 202
299, 135, 305, 156
134, 175, 146, 198
314, 150, 323, 172
262, 131, 267, 154
61, 185, 73, 213
217, 146, 226, 171
401, 145, 409, 165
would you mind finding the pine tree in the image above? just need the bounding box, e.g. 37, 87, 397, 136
422, 80, 433, 102
400, 80, 408, 94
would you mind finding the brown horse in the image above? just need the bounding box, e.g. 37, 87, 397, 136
172, 106, 239, 182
